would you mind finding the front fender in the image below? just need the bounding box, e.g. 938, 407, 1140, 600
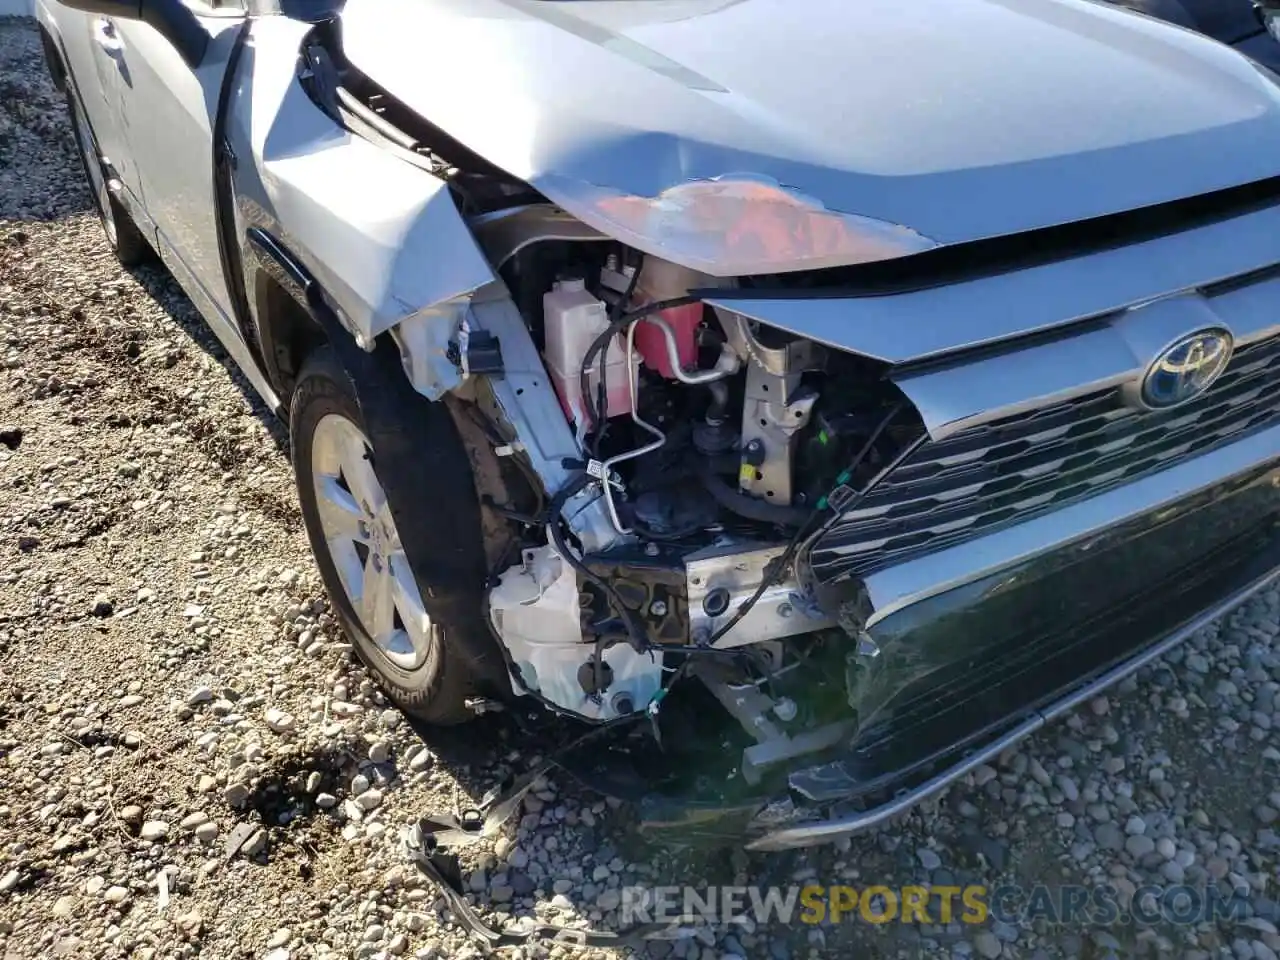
227, 18, 497, 393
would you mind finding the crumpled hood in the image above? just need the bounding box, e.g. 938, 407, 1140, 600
339, 0, 1280, 262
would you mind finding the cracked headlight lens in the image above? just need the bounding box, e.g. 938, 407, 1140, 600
542, 174, 938, 278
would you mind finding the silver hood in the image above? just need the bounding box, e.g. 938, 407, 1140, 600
338, 0, 1280, 265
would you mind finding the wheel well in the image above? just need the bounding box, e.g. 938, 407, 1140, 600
254, 271, 329, 406
38, 25, 67, 93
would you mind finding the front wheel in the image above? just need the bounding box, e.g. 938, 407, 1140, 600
290, 346, 501, 724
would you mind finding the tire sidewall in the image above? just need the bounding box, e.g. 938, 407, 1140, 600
290, 354, 450, 700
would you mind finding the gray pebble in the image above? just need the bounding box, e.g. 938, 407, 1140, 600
972, 930, 1002, 959
1095, 823, 1124, 851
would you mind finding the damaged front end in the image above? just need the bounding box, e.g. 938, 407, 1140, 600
272, 18, 1280, 854
424, 211, 1280, 853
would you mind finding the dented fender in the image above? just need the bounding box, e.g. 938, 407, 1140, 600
229, 19, 495, 398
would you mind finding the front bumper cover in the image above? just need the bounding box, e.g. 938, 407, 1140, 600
748, 551, 1280, 850
629, 425, 1280, 851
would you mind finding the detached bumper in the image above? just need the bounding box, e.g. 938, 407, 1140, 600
746, 426, 1280, 851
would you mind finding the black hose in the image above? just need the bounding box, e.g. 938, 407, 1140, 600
578, 294, 702, 452
545, 475, 647, 652
697, 466, 811, 527
584, 255, 644, 455
705, 379, 730, 424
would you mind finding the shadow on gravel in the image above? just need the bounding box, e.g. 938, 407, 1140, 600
208, 735, 371, 875
122, 260, 291, 459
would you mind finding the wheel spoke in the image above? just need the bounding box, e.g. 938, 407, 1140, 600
310, 414, 431, 671
330, 542, 365, 608
340, 432, 385, 517
388, 551, 429, 642
315, 476, 367, 544
361, 555, 397, 644
379, 502, 403, 552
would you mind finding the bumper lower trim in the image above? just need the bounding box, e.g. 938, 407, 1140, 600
746, 562, 1280, 851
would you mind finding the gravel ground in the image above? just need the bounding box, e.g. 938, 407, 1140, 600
2, 17, 1280, 960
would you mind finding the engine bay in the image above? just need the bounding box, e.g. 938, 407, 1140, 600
468, 233, 924, 790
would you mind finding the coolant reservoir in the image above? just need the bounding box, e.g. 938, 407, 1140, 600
631, 257, 704, 378
635, 303, 701, 378
543, 279, 635, 431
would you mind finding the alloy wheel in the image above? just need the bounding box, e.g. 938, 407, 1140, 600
310, 413, 434, 670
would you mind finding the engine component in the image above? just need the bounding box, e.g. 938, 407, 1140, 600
597, 311, 740, 535
599, 318, 669, 534
693, 379, 737, 455
487, 545, 662, 720
639, 315, 742, 385
542, 278, 637, 431
698, 466, 812, 528
636, 303, 702, 377
602, 255, 717, 380
632, 485, 719, 537
685, 542, 835, 649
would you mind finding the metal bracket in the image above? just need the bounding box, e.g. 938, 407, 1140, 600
725, 314, 825, 506
468, 288, 622, 553
685, 542, 836, 648
694, 660, 854, 785
739, 362, 819, 505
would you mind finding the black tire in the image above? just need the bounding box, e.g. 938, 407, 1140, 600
65, 90, 151, 267
290, 345, 502, 724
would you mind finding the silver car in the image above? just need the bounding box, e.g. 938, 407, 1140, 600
36, 0, 1280, 852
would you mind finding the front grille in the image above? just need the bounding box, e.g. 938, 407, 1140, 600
808, 333, 1280, 585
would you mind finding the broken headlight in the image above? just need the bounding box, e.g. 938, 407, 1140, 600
540, 173, 938, 278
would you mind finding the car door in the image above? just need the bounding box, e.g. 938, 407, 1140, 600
44, 2, 141, 217
105, 0, 247, 352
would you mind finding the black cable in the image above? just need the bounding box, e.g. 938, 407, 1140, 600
705, 402, 909, 646
584, 255, 645, 456
578, 296, 701, 458
545, 474, 648, 652
480, 496, 542, 528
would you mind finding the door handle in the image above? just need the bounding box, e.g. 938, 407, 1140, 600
93, 17, 124, 56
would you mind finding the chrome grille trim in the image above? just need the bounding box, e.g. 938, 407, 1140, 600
810, 334, 1280, 585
